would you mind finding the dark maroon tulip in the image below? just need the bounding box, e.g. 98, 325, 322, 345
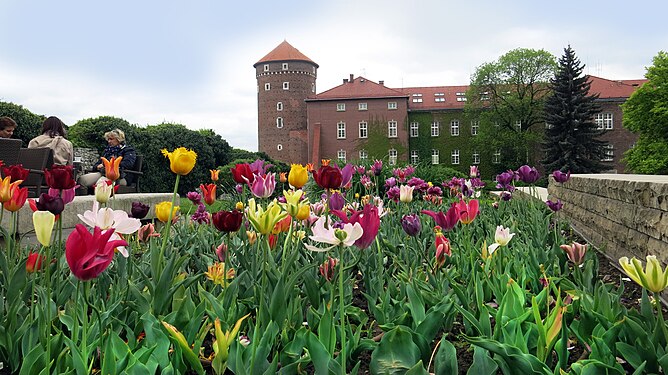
422, 203, 460, 231
212, 210, 243, 233
131, 201, 150, 219
546, 199, 563, 212
516, 165, 540, 184
2, 164, 29, 183
401, 214, 422, 237
313, 165, 342, 190
44, 165, 76, 190
230, 164, 255, 185
36, 193, 65, 215
552, 170, 571, 183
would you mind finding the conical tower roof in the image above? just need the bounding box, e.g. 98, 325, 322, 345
254, 40, 318, 68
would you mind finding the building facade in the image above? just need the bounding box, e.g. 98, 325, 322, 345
256, 42, 644, 174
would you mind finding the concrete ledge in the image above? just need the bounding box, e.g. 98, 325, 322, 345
1, 193, 179, 235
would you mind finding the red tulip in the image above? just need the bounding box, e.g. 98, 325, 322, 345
313, 165, 342, 190
231, 164, 254, 185
200, 183, 217, 206
26, 252, 45, 273
44, 164, 76, 190
422, 204, 460, 231
65, 225, 127, 281
212, 210, 243, 233
331, 204, 380, 249
455, 199, 479, 225
434, 226, 451, 268
319, 257, 338, 282
3, 185, 28, 212
2, 164, 29, 183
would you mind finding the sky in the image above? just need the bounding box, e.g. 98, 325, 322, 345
1, 0, 666, 151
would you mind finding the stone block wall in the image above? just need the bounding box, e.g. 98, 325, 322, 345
74, 147, 99, 172
548, 174, 668, 263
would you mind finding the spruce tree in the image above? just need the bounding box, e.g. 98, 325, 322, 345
542, 45, 607, 173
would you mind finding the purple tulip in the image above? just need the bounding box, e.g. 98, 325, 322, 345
371, 160, 383, 176
422, 204, 460, 231
500, 191, 513, 201
401, 213, 422, 236
250, 173, 276, 198
131, 202, 150, 219
339, 164, 354, 188
495, 170, 516, 190
328, 191, 345, 211
36, 193, 64, 215
427, 185, 443, 196
249, 159, 272, 175
516, 165, 540, 184
384, 177, 397, 188
235, 184, 244, 194
355, 165, 366, 175
552, 170, 570, 183
187, 191, 202, 205
546, 199, 563, 212
191, 203, 211, 224
386, 186, 400, 202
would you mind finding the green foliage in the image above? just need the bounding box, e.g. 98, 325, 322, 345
622, 51, 668, 174
358, 116, 407, 161
69, 116, 135, 150
0, 101, 45, 146
414, 164, 465, 184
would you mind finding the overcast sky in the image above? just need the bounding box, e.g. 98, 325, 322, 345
1, 0, 665, 151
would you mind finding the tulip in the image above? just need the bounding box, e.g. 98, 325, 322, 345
487, 225, 515, 255
78, 201, 141, 257
456, 199, 479, 225
250, 173, 276, 198
205, 262, 235, 286
546, 199, 563, 212
94, 179, 113, 204
619, 255, 668, 293
161, 147, 197, 175
186, 191, 202, 205
313, 165, 342, 190
386, 186, 400, 202
400, 213, 421, 237
283, 189, 308, 217
212, 314, 250, 374
399, 185, 414, 203
331, 204, 380, 249
200, 183, 217, 205
210, 169, 220, 182
561, 242, 587, 266
131, 201, 150, 219
272, 216, 292, 235
26, 252, 45, 273
3, 186, 27, 212
470, 165, 479, 178
328, 191, 345, 211
65, 225, 127, 280
516, 165, 540, 184
246, 230, 257, 245
279, 172, 287, 184
231, 163, 254, 185
212, 209, 244, 233
58, 186, 78, 205
552, 170, 570, 183
215, 241, 227, 262
0, 176, 23, 203
33, 210, 56, 247
434, 226, 451, 268
306, 163, 315, 172
2, 164, 29, 183
44, 164, 76, 190
155, 201, 179, 223
495, 170, 517, 190
304, 216, 363, 252
288, 164, 308, 189
319, 257, 338, 282
190, 203, 211, 224
101, 156, 123, 181
36, 193, 64, 215
246, 198, 287, 235
371, 160, 383, 176
422, 204, 460, 231
340, 164, 354, 188
137, 223, 160, 243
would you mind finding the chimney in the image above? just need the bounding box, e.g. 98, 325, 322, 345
343, 79, 348, 83
379, 80, 384, 86
349, 74, 354, 82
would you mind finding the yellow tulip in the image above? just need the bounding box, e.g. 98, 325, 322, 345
161, 147, 197, 175
246, 198, 288, 235
210, 169, 220, 182
205, 263, 235, 286
235, 201, 244, 210
620, 255, 668, 293
155, 201, 180, 223
288, 164, 308, 189
32, 211, 55, 247
296, 204, 310, 221
246, 230, 257, 245
282, 189, 310, 219
212, 314, 250, 374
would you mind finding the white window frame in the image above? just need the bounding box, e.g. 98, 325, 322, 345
388, 102, 397, 110
410, 122, 419, 137
493, 149, 501, 164
431, 149, 439, 165
359, 150, 368, 160
451, 149, 460, 165
450, 120, 460, 136
431, 121, 439, 137
471, 120, 479, 136
411, 150, 419, 165
602, 144, 614, 161
337, 121, 346, 139
263, 64, 269, 72
277, 144, 283, 151
358, 103, 368, 111
311, 83, 315, 93
596, 113, 614, 130
282, 63, 288, 70
337, 103, 346, 111
264, 83, 271, 91
388, 149, 397, 166
283, 82, 289, 90
337, 149, 346, 163
358, 121, 368, 138
276, 102, 283, 111
276, 117, 284, 128
388, 121, 398, 138
515, 120, 522, 131
472, 151, 480, 165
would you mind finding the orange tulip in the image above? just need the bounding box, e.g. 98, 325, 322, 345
3, 185, 28, 212
306, 163, 315, 172
210, 169, 220, 182
279, 172, 287, 183
0, 176, 23, 203
102, 156, 123, 181
200, 183, 217, 206
321, 159, 331, 166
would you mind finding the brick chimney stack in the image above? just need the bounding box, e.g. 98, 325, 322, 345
349, 73, 354, 82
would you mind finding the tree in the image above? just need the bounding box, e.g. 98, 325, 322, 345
622, 51, 668, 174
0, 101, 45, 146
69, 116, 136, 150
542, 45, 607, 173
467, 48, 557, 169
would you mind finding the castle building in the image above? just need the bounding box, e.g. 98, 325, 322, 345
256, 41, 644, 174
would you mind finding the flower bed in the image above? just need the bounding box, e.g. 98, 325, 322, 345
0, 157, 666, 374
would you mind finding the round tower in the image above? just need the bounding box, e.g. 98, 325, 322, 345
254, 40, 317, 164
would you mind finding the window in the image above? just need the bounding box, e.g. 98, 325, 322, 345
471, 120, 479, 136
337, 103, 345, 111
264, 83, 271, 91
359, 150, 368, 160
312, 83, 315, 93
282, 63, 288, 70
388, 121, 398, 138
410, 122, 419, 137
388, 102, 397, 110
277, 144, 283, 151
451, 149, 460, 165
515, 120, 522, 131
493, 149, 501, 164
276, 117, 284, 128
358, 121, 368, 138
472, 151, 480, 165
431, 149, 439, 165
263, 64, 269, 72
283, 82, 289, 90
450, 120, 460, 136
337, 122, 346, 139
434, 93, 445, 102
545, 122, 553, 129
596, 113, 614, 130
358, 103, 367, 111
338, 149, 346, 163
411, 150, 419, 165
602, 145, 614, 161
388, 149, 397, 165
431, 121, 440, 137
456, 92, 467, 102
276, 102, 283, 111
412, 94, 423, 103
435, 97, 445, 102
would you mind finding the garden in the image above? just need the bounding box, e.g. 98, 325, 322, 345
0, 149, 666, 375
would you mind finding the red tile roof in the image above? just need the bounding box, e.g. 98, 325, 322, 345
587, 75, 647, 99
308, 76, 407, 101
254, 40, 318, 67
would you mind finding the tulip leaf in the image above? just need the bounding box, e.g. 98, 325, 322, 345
467, 346, 498, 375
18, 344, 45, 375
406, 284, 426, 326
464, 335, 552, 375
269, 276, 286, 323
317, 305, 336, 355
615, 342, 644, 370
370, 326, 422, 375
305, 331, 331, 374
434, 338, 458, 375
405, 360, 429, 375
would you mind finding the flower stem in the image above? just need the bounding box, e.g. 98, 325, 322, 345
338, 245, 346, 375
159, 174, 180, 266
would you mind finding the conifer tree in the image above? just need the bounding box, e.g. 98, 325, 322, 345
542, 45, 607, 173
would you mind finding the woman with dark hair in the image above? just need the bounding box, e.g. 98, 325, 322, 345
28, 116, 74, 165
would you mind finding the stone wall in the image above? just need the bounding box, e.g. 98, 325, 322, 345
548, 174, 668, 263
73, 147, 99, 172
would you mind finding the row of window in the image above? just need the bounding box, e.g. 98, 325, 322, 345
333, 149, 493, 165
337, 102, 398, 111
264, 82, 316, 93
332, 120, 480, 139
262, 63, 317, 74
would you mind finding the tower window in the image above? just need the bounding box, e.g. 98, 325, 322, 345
359, 150, 368, 160
282, 63, 288, 70
359, 121, 368, 138
338, 149, 346, 163
432, 149, 439, 165
276, 117, 284, 128
411, 150, 419, 164
451, 120, 460, 136
263, 64, 269, 72
358, 103, 367, 111
283, 82, 289, 90
410, 122, 419, 137
388, 102, 397, 110
264, 83, 270, 91
388, 149, 397, 165
388, 121, 397, 138
277, 102, 283, 111
451, 149, 460, 165
277, 144, 283, 151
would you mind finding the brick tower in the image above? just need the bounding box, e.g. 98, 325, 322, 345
254, 40, 317, 164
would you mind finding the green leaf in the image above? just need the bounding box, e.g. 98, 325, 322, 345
434, 338, 458, 375
615, 342, 644, 370
305, 331, 331, 375
406, 284, 426, 326
18, 345, 45, 375
467, 346, 498, 375
370, 326, 422, 375
405, 360, 429, 375
465, 335, 552, 375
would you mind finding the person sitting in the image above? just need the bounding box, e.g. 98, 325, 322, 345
28, 116, 74, 165
0, 116, 17, 138
78, 129, 137, 187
